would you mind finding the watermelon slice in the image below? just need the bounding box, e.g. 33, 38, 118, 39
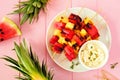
0, 17, 21, 42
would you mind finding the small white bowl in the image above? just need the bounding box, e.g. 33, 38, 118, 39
78, 40, 109, 70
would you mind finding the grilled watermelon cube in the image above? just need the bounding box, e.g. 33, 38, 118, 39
72, 35, 86, 46
85, 24, 100, 39
64, 45, 77, 61
54, 22, 66, 30
52, 42, 64, 53
68, 13, 82, 25
50, 35, 59, 45
62, 28, 74, 40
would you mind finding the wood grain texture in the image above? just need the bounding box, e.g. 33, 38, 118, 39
0, 0, 120, 80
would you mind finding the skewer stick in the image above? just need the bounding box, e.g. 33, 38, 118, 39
51, 52, 57, 59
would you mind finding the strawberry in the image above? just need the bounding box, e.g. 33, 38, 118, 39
84, 23, 100, 39
54, 22, 66, 30
50, 35, 59, 45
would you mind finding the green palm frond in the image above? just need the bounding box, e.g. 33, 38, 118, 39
2, 40, 53, 80
11, 0, 49, 25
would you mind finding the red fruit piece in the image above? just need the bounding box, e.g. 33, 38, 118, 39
52, 42, 63, 53
68, 13, 82, 25
54, 22, 66, 30
50, 35, 59, 45
62, 28, 74, 40
72, 35, 86, 46
64, 45, 77, 61
84, 24, 100, 39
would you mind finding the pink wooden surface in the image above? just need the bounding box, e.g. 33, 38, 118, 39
0, 0, 120, 80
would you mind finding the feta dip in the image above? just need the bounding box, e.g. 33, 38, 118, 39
79, 40, 108, 68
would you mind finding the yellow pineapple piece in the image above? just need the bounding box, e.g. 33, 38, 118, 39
61, 16, 69, 23
68, 40, 76, 47
80, 29, 87, 37
86, 36, 91, 41
83, 17, 93, 24
55, 16, 61, 22
65, 22, 74, 30
58, 36, 67, 44
53, 29, 61, 37
74, 46, 80, 54
55, 16, 68, 23
74, 30, 81, 37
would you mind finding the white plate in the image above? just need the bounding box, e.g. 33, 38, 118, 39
46, 7, 111, 72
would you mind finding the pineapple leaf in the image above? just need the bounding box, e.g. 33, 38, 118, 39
7, 64, 30, 77
29, 14, 34, 23
27, 5, 34, 14
20, 14, 29, 25
11, 0, 49, 25
3, 39, 54, 80
15, 76, 31, 80
42, 61, 47, 77
2, 56, 19, 67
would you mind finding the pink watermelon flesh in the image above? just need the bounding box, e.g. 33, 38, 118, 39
0, 18, 21, 42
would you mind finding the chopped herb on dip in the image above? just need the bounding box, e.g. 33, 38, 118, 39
79, 40, 108, 68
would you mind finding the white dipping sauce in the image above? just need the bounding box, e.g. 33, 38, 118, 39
79, 40, 108, 69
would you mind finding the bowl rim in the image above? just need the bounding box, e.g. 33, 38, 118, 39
78, 40, 109, 70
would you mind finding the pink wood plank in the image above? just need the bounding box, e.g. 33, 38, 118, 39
0, 0, 20, 80
97, 0, 120, 79
0, 0, 120, 80
20, 11, 47, 61
72, 0, 98, 11
46, 0, 73, 80
71, 0, 98, 80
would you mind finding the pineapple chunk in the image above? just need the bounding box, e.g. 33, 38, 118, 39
58, 36, 67, 44
54, 29, 61, 37
86, 36, 91, 41
80, 29, 87, 37
61, 16, 69, 23
74, 46, 80, 54
84, 17, 93, 24
68, 40, 76, 47
65, 22, 74, 30
55, 16, 68, 23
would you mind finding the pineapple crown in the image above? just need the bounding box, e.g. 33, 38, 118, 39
12, 0, 49, 25
2, 39, 53, 80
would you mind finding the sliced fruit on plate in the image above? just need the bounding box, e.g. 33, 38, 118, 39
84, 23, 100, 39
64, 45, 77, 61
65, 22, 74, 30
49, 13, 100, 61
0, 17, 21, 42
50, 35, 59, 45
52, 42, 64, 53
68, 13, 82, 25
54, 22, 66, 30
62, 28, 75, 40
72, 35, 86, 46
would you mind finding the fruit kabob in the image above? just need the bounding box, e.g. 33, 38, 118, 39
49, 13, 100, 61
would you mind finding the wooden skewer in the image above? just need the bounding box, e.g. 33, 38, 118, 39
51, 52, 57, 59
